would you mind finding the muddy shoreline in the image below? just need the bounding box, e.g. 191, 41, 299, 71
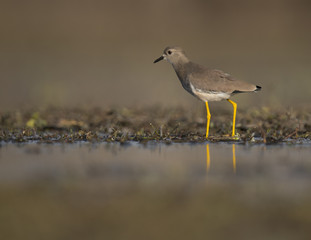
1, 106, 310, 144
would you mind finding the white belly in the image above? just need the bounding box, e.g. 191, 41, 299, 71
190, 83, 230, 102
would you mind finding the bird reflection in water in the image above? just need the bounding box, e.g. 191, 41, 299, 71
206, 144, 237, 173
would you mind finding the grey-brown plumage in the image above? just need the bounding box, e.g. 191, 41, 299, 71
154, 46, 262, 138
154, 46, 261, 102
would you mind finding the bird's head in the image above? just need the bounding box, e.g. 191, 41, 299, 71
154, 46, 188, 65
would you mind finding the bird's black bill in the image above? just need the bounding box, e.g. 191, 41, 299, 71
153, 55, 164, 63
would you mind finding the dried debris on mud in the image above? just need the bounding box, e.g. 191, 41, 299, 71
0, 106, 310, 144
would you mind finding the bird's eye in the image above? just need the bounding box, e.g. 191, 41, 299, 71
167, 50, 172, 55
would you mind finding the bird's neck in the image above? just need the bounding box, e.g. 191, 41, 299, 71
171, 60, 193, 92
171, 59, 190, 78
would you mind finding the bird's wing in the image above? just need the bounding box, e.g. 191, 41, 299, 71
188, 69, 257, 93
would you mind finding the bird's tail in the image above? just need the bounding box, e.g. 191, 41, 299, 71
255, 85, 262, 92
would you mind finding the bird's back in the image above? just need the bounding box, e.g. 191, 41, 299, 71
182, 62, 258, 94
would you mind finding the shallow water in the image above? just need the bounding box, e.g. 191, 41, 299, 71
1, 142, 311, 240
1, 142, 311, 186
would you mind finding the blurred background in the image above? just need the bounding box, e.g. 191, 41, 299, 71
1, 0, 311, 111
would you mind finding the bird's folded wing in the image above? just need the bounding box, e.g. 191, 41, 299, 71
189, 69, 257, 93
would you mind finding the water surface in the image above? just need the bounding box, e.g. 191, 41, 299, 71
1, 142, 311, 240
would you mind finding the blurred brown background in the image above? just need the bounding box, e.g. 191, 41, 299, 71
1, 0, 311, 111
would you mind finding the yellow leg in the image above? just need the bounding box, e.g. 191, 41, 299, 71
205, 101, 211, 138
206, 144, 210, 173
227, 99, 237, 137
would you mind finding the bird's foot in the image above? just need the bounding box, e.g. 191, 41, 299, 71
230, 133, 240, 141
